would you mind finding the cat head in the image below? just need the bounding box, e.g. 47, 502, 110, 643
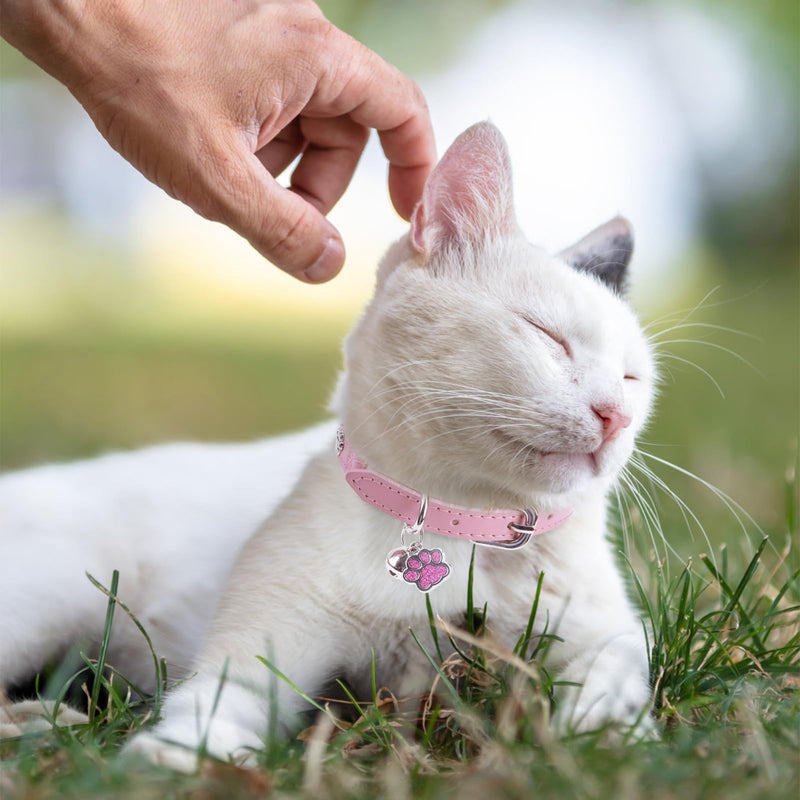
340, 122, 655, 508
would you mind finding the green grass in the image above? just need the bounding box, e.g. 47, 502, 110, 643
0, 322, 347, 468
1, 508, 797, 799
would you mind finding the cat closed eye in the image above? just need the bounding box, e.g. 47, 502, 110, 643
624, 375, 640, 381
518, 314, 572, 357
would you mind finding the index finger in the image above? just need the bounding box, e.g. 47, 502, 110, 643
379, 110, 438, 221
309, 32, 437, 219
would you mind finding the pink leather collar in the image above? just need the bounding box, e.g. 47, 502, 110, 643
336, 428, 572, 548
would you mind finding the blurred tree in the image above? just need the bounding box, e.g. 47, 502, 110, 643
318, 0, 514, 75
669, 0, 799, 270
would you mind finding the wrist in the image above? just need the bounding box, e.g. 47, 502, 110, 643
1, 0, 112, 97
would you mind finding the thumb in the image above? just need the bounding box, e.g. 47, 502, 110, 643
207, 147, 346, 283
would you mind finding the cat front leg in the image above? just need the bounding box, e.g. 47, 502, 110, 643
540, 558, 655, 737
125, 675, 275, 771
125, 609, 348, 770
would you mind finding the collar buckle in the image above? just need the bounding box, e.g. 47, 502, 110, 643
482, 507, 538, 550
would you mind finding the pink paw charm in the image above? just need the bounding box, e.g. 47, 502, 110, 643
402, 548, 450, 592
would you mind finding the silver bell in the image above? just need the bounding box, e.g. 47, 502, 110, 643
386, 547, 410, 579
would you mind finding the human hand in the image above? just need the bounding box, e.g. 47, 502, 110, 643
1, 0, 436, 282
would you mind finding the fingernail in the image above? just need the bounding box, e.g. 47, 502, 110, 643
303, 238, 344, 283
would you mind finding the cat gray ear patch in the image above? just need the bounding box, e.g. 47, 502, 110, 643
558, 217, 634, 295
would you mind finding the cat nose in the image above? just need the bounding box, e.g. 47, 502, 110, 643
593, 405, 632, 445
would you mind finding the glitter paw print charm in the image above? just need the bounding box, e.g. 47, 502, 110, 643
386, 544, 451, 592
385, 494, 451, 592
402, 547, 450, 591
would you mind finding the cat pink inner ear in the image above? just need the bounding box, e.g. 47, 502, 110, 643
410, 122, 517, 257
410, 203, 425, 251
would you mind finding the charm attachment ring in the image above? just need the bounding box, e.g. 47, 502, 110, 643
400, 493, 428, 548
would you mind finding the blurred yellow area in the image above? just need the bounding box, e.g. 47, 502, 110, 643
0, 208, 374, 339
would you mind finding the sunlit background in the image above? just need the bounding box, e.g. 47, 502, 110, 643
1, 0, 797, 561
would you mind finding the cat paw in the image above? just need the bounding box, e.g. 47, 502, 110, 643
124, 731, 200, 773
553, 672, 654, 738
124, 716, 264, 772
0, 699, 88, 738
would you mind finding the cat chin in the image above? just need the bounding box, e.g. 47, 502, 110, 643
488, 434, 598, 493
504, 450, 629, 498
496, 459, 593, 497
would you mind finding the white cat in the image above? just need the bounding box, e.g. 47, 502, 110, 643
0, 123, 656, 769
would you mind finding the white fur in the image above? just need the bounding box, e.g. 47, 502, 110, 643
1, 124, 657, 767
0, 425, 334, 691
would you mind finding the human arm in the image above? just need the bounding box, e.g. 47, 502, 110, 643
0, 0, 436, 282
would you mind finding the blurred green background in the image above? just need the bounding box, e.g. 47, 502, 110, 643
1, 0, 797, 564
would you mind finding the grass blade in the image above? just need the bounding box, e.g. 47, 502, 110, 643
89, 570, 119, 722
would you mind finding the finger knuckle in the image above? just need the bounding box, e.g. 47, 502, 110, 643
263, 204, 315, 265
305, 19, 342, 73
279, 7, 335, 59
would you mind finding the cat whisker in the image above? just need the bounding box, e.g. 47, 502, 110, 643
355, 379, 546, 440
356, 381, 554, 447
643, 283, 767, 335
411, 417, 550, 447
619, 462, 716, 582
630, 454, 746, 574
405, 394, 548, 418
383, 389, 546, 423
361, 358, 440, 399
478, 432, 551, 473
647, 320, 757, 343
652, 338, 761, 376
635, 461, 722, 577
616, 466, 676, 574
632, 449, 766, 554
360, 406, 542, 450
641, 286, 723, 333
362, 384, 546, 421
391, 412, 524, 441
402, 377, 544, 405
651, 352, 725, 398
613, 485, 633, 561
365, 373, 524, 400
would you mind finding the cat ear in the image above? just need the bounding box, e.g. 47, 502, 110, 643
558, 217, 634, 295
410, 122, 517, 258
